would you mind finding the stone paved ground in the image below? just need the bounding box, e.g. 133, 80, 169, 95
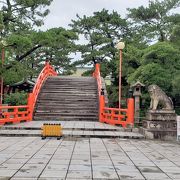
0, 137, 180, 179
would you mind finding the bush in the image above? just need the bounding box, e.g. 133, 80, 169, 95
4, 92, 28, 106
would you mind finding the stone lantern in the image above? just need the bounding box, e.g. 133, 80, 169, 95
131, 81, 145, 124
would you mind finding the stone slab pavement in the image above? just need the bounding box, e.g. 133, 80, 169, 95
0, 137, 180, 179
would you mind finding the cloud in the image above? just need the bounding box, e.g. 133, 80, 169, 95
41, 0, 149, 30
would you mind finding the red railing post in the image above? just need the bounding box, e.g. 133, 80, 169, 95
27, 93, 33, 120
14, 107, 18, 121
110, 109, 115, 125
95, 63, 102, 97
95, 63, 100, 73
46, 61, 49, 74
93, 63, 104, 123
127, 98, 134, 127
99, 89, 105, 122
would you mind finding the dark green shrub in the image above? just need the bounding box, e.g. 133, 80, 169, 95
4, 92, 28, 106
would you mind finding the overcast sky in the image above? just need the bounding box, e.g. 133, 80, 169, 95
41, 0, 150, 30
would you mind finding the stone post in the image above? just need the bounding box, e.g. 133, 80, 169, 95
131, 81, 145, 124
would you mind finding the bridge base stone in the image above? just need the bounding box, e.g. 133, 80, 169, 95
140, 110, 177, 140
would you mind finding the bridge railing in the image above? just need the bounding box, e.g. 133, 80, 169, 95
0, 105, 30, 125
93, 63, 134, 127
93, 63, 103, 121
28, 61, 57, 120
93, 63, 102, 98
0, 61, 57, 125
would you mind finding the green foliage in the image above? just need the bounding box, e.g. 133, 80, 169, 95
2, 61, 32, 85
0, 12, 4, 32
123, 45, 143, 78
4, 92, 28, 106
70, 9, 129, 68
128, 63, 172, 92
127, 0, 180, 42
172, 74, 180, 95
106, 85, 118, 107
1, 0, 53, 34
128, 42, 180, 95
7, 34, 33, 54
171, 24, 180, 46
28, 28, 78, 74
0, 0, 78, 84
0, 0, 54, 86
2, 22, 78, 80
142, 42, 180, 70
82, 69, 94, 77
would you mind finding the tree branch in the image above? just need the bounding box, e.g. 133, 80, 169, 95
0, 0, 7, 5
16, 44, 42, 61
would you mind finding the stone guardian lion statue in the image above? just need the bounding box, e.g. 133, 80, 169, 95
148, 85, 173, 110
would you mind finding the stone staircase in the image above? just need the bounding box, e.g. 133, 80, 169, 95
33, 76, 99, 121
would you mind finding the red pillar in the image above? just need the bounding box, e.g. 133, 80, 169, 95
127, 98, 134, 127
27, 93, 34, 121
99, 92, 105, 122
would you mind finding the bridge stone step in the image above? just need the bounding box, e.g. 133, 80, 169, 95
34, 112, 98, 116
37, 101, 98, 105
34, 76, 99, 122
36, 102, 98, 106
40, 90, 98, 93
0, 121, 144, 139
39, 93, 98, 97
38, 98, 97, 100
36, 109, 98, 114
33, 117, 98, 121
36, 105, 98, 112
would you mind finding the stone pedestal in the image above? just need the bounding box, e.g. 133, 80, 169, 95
140, 110, 177, 140
146, 110, 177, 121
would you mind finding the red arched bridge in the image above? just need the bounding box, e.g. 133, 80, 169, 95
0, 62, 134, 127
